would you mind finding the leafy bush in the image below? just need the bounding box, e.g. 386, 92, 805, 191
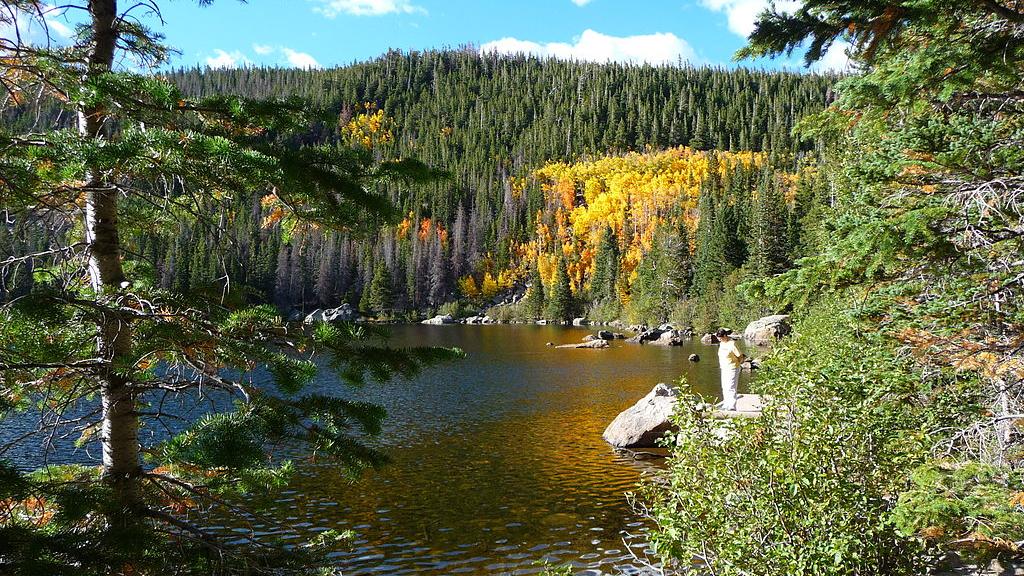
586, 297, 623, 324
643, 300, 983, 575
666, 298, 694, 330
437, 299, 471, 319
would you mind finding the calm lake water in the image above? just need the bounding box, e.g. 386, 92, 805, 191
4, 324, 751, 575
263, 324, 749, 575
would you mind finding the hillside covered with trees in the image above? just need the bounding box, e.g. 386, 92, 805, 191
3, 51, 834, 329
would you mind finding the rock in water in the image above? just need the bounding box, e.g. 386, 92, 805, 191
700, 333, 719, 345
625, 328, 665, 344
689, 354, 700, 362
572, 317, 589, 326
602, 383, 679, 448
650, 330, 685, 346
742, 314, 791, 346
556, 339, 609, 349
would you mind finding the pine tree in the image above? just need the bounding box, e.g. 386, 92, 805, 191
692, 184, 725, 296
545, 254, 573, 322
628, 224, 691, 324
749, 170, 789, 278
367, 261, 394, 316
590, 226, 619, 303
0, 3, 460, 573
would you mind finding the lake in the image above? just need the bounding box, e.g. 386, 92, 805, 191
265, 324, 749, 575
2, 323, 750, 575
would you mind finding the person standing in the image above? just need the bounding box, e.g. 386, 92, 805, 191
716, 328, 746, 411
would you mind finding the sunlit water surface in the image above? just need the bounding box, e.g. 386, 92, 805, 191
6, 324, 750, 575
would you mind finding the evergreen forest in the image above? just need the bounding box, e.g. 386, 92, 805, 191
4, 50, 836, 330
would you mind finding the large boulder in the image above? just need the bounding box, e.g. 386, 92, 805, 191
556, 339, 609, 349
422, 314, 456, 325
742, 314, 791, 346
626, 328, 665, 344
700, 333, 719, 345
649, 330, 686, 346
302, 309, 323, 324
603, 383, 679, 448
572, 317, 589, 326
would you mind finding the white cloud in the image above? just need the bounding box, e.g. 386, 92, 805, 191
205, 49, 250, 69
282, 48, 321, 69
701, 0, 851, 71
312, 0, 426, 17
571, 0, 593, 5
205, 46, 321, 70
41, 6, 73, 39
700, 0, 799, 37
480, 29, 695, 65
812, 40, 852, 72
1, 4, 74, 45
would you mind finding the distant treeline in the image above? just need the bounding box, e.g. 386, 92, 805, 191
1, 50, 835, 325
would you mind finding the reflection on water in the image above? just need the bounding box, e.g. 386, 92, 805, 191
2, 324, 749, 575
248, 325, 748, 575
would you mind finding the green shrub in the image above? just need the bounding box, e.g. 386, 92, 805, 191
438, 299, 481, 320
667, 298, 693, 329
643, 300, 983, 575
485, 301, 521, 323
586, 297, 623, 324
891, 461, 1024, 561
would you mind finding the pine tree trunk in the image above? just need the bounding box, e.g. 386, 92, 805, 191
79, 0, 141, 509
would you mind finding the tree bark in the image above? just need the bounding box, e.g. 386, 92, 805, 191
79, 0, 141, 508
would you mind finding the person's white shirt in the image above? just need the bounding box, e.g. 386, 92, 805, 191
717, 338, 744, 369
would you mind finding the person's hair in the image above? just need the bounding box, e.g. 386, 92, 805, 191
715, 328, 733, 338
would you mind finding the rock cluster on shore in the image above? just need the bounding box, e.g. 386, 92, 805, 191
422, 314, 456, 325
301, 304, 360, 325
624, 324, 693, 346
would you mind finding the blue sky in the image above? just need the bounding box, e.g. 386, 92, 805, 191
33, 0, 848, 71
